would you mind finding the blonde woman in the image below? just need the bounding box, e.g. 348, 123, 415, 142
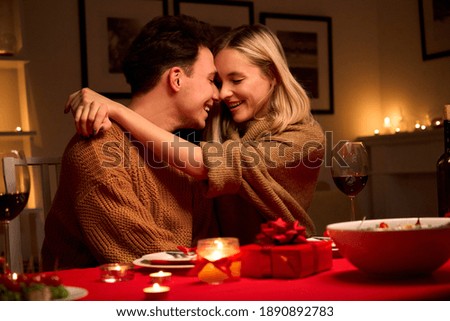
68, 24, 324, 243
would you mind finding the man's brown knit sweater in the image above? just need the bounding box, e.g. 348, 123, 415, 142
42, 123, 214, 271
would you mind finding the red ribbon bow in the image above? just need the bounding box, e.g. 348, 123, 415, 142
194, 252, 241, 278
256, 218, 307, 245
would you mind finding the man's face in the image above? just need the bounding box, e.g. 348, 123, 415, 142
176, 47, 218, 129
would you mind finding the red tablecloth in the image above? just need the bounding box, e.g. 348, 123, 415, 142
55, 258, 450, 301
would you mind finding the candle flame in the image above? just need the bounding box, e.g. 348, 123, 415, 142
153, 283, 160, 289
214, 239, 224, 249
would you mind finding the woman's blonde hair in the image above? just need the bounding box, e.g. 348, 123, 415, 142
206, 24, 314, 141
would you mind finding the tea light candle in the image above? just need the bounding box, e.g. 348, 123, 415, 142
99, 263, 134, 283
143, 283, 170, 300
149, 270, 172, 284
373, 129, 380, 135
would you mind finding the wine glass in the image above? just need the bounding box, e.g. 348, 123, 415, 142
1, 150, 30, 272
331, 142, 369, 221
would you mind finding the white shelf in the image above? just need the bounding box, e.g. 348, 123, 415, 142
0, 130, 36, 136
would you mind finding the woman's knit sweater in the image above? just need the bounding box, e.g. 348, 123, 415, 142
201, 119, 324, 244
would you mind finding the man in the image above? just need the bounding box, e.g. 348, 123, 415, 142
42, 15, 218, 270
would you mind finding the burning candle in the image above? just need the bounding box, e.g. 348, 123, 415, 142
149, 270, 172, 284
196, 237, 241, 285
384, 117, 393, 134
99, 263, 134, 283
143, 283, 170, 300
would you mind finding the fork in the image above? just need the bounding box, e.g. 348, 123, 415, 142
165, 251, 188, 258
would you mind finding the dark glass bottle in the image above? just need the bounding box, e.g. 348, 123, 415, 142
436, 104, 450, 217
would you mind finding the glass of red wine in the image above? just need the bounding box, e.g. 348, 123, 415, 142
1, 150, 30, 272
331, 142, 369, 221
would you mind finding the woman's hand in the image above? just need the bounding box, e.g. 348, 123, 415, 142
64, 88, 113, 137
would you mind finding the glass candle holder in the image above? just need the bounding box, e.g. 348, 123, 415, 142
99, 263, 134, 283
196, 237, 241, 285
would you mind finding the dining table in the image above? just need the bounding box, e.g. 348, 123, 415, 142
55, 256, 450, 301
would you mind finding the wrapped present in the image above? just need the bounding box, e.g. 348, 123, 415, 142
240, 219, 333, 279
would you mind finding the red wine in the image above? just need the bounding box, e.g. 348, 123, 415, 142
333, 175, 368, 197
0, 192, 29, 221
437, 104, 450, 217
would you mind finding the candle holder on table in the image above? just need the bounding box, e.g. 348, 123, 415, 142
195, 237, 241, 285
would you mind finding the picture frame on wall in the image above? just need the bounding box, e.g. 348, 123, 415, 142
419, 0, 450, 60
173, 0, 254, 37
78, 0, 168, 99
260, 13, 334, 114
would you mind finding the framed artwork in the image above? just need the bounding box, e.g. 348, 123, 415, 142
419, 0, 450, 60
78, 0, 168, 99
260, 13, 334, 114
173, 0, 254, 37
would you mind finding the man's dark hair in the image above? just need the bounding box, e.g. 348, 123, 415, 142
122, 15, 214, 96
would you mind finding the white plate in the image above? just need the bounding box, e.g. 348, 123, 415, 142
54, 286, 88, 301
133, 259, 195, 269
141, 251, 197, 262
307, 237, 338, 251
133, 251, 196, 269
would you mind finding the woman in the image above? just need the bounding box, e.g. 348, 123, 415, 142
68, 24, 324, 243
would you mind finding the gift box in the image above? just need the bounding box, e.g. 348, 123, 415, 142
240, 241, 332, 279
240, 218, 332, 279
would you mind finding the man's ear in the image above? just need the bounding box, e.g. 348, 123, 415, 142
169, 67, 183, 92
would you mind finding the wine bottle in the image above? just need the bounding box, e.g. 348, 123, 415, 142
436, 104, 450, 217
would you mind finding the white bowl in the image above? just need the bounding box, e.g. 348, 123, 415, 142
327, 217, 450, 277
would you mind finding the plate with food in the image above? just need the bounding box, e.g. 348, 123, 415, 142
0, 272, 88, 301
133, 251, 197, 269
54, 286, 88, 301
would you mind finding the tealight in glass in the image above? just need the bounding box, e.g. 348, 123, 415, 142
196, 237, 241, 285
99, 263, 134, 283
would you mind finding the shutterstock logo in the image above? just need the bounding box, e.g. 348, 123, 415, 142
100, 131, 349, 170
